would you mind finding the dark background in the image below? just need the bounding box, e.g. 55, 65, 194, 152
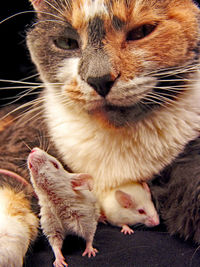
0, 1, 37, 106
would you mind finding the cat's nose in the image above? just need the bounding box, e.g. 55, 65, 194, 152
87, 74, 114, 97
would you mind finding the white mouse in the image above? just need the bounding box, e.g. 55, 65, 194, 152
100, 182, 159, 234
27, 147, 100, 267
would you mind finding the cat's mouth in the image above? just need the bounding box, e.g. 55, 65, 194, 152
88, 78, 185, 127
88, 98, 157, 127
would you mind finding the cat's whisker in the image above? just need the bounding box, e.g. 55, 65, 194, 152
0, 86, 38, 90
22, 141, 32, 152
0, 9, 67, 26
154, 91, 188, 100
147, 92, 177, 104
44, 0, 66, 17
1, 86, 42, 107
63, 0, 72, 10
145, 63, 200, 78
155, 69, 198, 78
20, 73, 39, 82
0, 102, 35, 121
142, 94, 175, 110
33, 19, 67, 27
0, 96, 45, 123
43, 136, 51, 153
18, 108, 44, 125
189, 246, 200, 267
56, 0, 70, 11
143, 85, 191, 91
0, 79, 64, 88
0, 11, 36, 25
37, 10, 67, 22
39, 131, 49, 151
0, 79, 42, 86
153, 84, 191, 89
1, 92, 39, 102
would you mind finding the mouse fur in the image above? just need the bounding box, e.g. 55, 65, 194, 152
28, 147, 100, 267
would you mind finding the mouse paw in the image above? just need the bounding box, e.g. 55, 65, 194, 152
53, 254, 68, 267
121, 225, 134, 235
82, 245, 98, 258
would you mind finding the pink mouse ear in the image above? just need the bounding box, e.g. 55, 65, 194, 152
141, 182, 150, 193
115, 190, 135, 209
70, 173, 94, 191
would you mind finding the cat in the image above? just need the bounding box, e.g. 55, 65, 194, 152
149, 136, 200, 244
0, 0, 200, 266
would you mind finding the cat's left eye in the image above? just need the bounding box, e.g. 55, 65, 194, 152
126, 24, 156, 42
54, 37, 79, 50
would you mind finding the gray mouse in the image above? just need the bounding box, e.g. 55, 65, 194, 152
27, 147, 100, 267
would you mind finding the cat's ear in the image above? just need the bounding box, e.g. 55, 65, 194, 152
30, 0, 44, 11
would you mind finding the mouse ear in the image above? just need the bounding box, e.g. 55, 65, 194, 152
115, 190, 135, 209
70, 173, 94, 191
141, 182, 150, 193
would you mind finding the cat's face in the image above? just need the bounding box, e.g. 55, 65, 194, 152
27, 0, 200, 127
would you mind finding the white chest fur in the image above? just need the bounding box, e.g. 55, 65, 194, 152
44, 83, 200, 198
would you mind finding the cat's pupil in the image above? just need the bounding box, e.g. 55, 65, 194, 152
127, 24, 156, 41
54, 37, 79, 50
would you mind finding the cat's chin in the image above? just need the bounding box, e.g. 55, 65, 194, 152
88, 102, 156, 127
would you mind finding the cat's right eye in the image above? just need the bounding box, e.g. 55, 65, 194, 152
54, 37, 79, 50
126, 24, 157, 42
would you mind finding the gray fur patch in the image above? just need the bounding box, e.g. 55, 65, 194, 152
88, 16, 105, 46
112, 16, 125, 31
78, 47, 111, 82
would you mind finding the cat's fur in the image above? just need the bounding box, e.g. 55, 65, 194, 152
0, 0, 200, 266
149, 136, 200, 244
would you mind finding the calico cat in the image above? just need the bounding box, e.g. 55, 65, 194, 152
0, 0, 200, 266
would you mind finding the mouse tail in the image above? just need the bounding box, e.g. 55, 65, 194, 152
0, 187, 38, 267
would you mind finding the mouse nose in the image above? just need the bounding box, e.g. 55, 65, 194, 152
87, 74, 115, 98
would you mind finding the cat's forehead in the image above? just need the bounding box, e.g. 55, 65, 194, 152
77, 0, 109, 18
62, 0, 166, 31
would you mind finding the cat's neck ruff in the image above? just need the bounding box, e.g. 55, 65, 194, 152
44, 79, 200, 197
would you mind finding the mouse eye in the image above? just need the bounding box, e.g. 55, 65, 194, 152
138, 209, 146, 215
51, 161, 59, 169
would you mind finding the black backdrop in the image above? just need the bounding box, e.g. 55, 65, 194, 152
0, 1, 36, 106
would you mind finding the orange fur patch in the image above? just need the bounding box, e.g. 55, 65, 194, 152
0, 115, 14, 132
62, 0, 199, 80
3, 187, 38, 240
103, 0, 199, 80
65, 79, 86, 104
6, 190, 31, 217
